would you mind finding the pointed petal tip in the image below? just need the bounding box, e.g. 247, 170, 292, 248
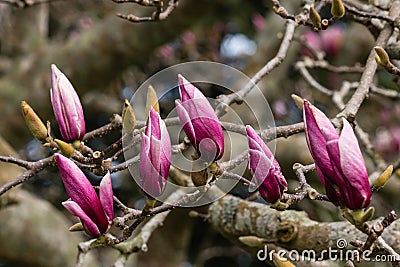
51, 64, 62, 76
245, 125, 257, 139
178, 74, 186, 83
149, 106, 159, 119
62, 200, 101, 237
100, 172, 114, 222
177, 74, 195, 100
54, 153, 64, 164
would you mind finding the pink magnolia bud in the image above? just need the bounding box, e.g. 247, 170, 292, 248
303, 100, 371, 209
139, 107, 172, 197
50, 64, 86, 142
320, 26, 344, 57
55, 154, 114, 237
175, 74, 224, 161
301, 26, 344, 58
246, 126, 287, 204
301, 30, 323, 58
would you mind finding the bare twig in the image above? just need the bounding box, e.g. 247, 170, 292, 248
83, 114, 122, 142
216, 20, 296, 115
338, 1, 400, 121
295, 61, 333, 96
114, 0, 179, 23
0, 156, 53, 196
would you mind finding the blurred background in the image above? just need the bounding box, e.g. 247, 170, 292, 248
0, 0, 399, 266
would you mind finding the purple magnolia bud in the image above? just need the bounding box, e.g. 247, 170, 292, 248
175, 74, 224, 161
303, 100, 371, 209
139, 107, 172, 197
50, 64, 86, 142
326, 119, 371, 209
246, 126, 287, 204
55, 154, 113, 237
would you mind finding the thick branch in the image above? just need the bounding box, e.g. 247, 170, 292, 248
208, 195, 400, 258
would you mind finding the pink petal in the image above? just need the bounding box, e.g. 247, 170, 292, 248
140, 134, 164, 197
303, 100, 337, 179
259, 167, 282, 204
179, 99, 224, 159
99, 172, 114, 223
337, 120, 371, 208
338, 120, 369, 187
55, 154, 108, 233
175, 99, 196, 148
246, 126, 273, 158
159, 119, 172, 181
248, 149, 273, 187
178, 74, 196, 101
147, 107, 161, 140
62, 200, 101, 237
177, 75, 224, 160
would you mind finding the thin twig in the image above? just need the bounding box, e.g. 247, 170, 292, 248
216, 20, 296, 115
338, 1, 400, 121
0, 156, 54, 196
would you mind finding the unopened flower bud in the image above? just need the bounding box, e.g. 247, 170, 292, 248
303, 100, 371, 209
291, 94, 304, 109
50, 64, 86, 142
55, 154, 114, 237
374, 46, 390, 66
309, 7, 322, 29
139, 107, 172, 197
55, 139, 75, 157
331, 0, 345, 18
246, 126, 287, 204
175, 74, 224, 162
374, 165, 393, 189
68, 222, 84, 232
146, 85, 160, 115
238, 236, 265, 247
122, 99, 136, 133
21, 101, 48, 143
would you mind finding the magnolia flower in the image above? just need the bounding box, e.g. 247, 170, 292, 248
246, 125, 287, 204
139, 107, 172, 198
55, 153, 113, 237
50, 64, 86, 142
175, 74, 224, 161
303, 100, 371, 209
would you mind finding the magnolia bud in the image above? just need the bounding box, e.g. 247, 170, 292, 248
373, 165, 393, 189
122, 99, 136, 133
246, 126, 287, 204
21, 101, 48, 143
50, 64, 86, 142
175, 74, 224, 161
309, 7, 322, 29
303, 100, 371, 209
54, 139, 75, 157
146, 85, 160, 115
55, 154, 114, 237
68, 222, 84, 232
331, 0, 345, 18
374, 46, 390, 66
139, 108, 172, 197
291, 94, 304, 109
